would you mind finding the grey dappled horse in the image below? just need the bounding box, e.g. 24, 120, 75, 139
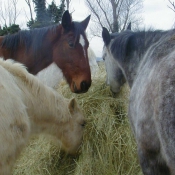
102, 26, 175, 175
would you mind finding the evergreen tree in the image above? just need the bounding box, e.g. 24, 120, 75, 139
27, 0, 65, 29
47, 1, 58, 23
33, 0, 49, 25
56, 0, 65, 23
0, 24, 20, 36
46, 0, 65, 24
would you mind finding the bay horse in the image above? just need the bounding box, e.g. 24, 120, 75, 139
102, 26, 175, 175
0, 58, 85, 175
0, 10, 91, 93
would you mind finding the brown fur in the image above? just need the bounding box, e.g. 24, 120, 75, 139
0, 11, 91, 93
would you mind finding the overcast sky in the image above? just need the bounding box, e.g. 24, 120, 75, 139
9, 0, 175, 57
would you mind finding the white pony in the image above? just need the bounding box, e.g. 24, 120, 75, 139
36, 47, 99, 88
0, 58, 85, 175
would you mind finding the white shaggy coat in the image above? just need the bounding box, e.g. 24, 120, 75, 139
0, 58, 85, 175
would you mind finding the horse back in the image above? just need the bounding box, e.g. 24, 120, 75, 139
0, 35, 28, 62
0, 64, 30, 174
0, 30, 53, 74
130, 30, 175, 136
0, 36, 7, 58
129, 32, 175, 173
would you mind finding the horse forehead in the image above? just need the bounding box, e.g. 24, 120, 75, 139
78, 34, 89, 59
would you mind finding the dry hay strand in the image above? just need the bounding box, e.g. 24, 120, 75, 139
13, 63, 142, 175
13, 135, 79, 175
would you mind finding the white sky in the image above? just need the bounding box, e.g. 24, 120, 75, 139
3, 0, 175, 57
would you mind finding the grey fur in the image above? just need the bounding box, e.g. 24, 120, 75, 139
102, 27, 175, 175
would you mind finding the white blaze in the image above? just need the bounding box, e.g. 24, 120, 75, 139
79, 34, 85, 46
79, 34, 86, 57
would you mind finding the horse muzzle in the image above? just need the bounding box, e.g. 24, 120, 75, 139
72, 80, 91, 93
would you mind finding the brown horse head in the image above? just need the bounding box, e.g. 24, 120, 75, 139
0, 11, 92, 94
52, 11, 91, 93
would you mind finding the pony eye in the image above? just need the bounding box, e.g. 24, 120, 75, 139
81, 121, 86, 127
69, 42, 74, 48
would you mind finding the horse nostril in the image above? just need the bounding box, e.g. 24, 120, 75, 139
80, 81, 88, 91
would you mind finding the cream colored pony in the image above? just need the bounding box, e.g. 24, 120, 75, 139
0, 58, 85, 175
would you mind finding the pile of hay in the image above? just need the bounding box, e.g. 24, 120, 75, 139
13, 62, 142, 175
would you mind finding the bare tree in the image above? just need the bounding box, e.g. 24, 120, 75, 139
168, 0, 175, 28
168, 0, 175, 12
85, 0, 143, 37
0, 0, 20, 27
65, 0, 76, 15
25, 0, 34, 22
65, 0, 72, 10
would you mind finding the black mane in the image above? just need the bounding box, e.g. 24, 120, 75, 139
110, 29, 170, 62
110, 30, 134, 62
1, 25, 57, 57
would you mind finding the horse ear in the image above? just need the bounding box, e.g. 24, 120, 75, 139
68, 98, 78, 114
102, 27, 111, 46
127, 22, 131, 30
62, 10, 72, 32
80, 15, 91, 31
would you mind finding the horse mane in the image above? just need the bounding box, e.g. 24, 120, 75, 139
0, 58, 71, 122
110, 30, 135, 62
1, 26, 54, 56
110, 29, 170, 62
1, 21, 86, 57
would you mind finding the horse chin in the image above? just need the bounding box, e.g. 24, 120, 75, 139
66, 147, 82, 156
110, 86, 121, 97
62, 142, 82, 156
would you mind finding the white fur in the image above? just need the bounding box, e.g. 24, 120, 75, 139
0, 58, 85, 175
79, 34, 86, 57
36, 63, 64, 88
79, 34, 85, 47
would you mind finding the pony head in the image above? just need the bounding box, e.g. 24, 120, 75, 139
58, 98, 86, 154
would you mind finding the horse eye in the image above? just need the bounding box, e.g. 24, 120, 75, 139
69, 42, 74, 48
81, 121, 86, 127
